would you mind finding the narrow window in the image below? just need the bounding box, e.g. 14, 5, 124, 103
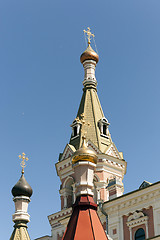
74, 126, 77, 136
135, 228, 145, 240
103, 124, 106, 135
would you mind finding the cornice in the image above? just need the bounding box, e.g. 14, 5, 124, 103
56, 158, 74, 179
98, 154, 126, 170
127, 213, 148, 228
56, 154, 126, 180
103, 182, 160, 214
56, 157, 71, 169
96, 164, 125, 176
48, 207, 72, 227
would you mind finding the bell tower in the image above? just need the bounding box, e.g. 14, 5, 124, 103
48, 28, 127, 240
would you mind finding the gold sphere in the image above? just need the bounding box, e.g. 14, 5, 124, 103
72, 136, 98, 164
80, 44, 99, 64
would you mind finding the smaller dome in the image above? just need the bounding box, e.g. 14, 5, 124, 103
72, 136, 97, 164
80, 44, 99, 64
12, 174, 33, 198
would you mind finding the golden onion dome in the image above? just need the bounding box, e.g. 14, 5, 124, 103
72, 136, 98, 164
80, 44, 99, 64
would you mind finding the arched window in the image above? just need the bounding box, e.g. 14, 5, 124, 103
64, 177, 75, 208
135, 228, 145, 240
71, 118, 81, 139
98, 117, 110, 138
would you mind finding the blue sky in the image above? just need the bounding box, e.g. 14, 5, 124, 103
1, 0, 160, 239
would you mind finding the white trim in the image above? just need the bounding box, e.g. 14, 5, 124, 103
127, 216, 148, 228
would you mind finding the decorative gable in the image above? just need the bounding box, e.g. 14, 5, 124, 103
105, 143, 121, 159
87, 140, 102, 154
60, 144, 76, 161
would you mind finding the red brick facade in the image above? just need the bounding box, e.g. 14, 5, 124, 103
143, 206, 154, 237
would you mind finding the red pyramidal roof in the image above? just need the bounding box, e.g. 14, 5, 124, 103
62, 195, 108, 240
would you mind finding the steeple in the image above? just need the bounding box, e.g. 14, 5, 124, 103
51, 30, 126, 239
10, 153, 32, 240
70, 28, 112, 152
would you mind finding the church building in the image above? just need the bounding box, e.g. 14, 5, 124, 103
44, 28, 160, 240
10, 28, 160, 240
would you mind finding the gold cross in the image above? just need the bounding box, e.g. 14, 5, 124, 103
19, 152, 29, 174
83, 27, 95, 45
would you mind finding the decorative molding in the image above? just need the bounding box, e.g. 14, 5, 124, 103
57, 158, 72, 171
105, 144, 120, 159
126, 211, 149, 240
87, 140, 102, 154
48, 208, 72, 226
103, 183, 160, 214
60, 144, 75, 161
127, 211, 148, 227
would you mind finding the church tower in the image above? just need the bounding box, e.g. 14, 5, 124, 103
48, 28, 127, 240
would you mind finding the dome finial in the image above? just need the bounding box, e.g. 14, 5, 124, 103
83, 27, 95, 46
12, 152, 32, 198
18, 152, 29, 174
81, 135, 87, 148
81, 28, 99, 64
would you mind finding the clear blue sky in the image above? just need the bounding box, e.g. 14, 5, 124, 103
1, 0, 160, 239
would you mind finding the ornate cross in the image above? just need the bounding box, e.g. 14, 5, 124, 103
83, 27, 95, 45
19, 152, 29, 174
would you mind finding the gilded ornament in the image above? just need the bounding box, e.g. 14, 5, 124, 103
83, 27, 95, 45
18, 152, 29, 174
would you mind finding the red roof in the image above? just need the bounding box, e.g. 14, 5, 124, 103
62, 195, 108, 240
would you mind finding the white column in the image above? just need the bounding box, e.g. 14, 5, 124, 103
97, 189, 100, 201
64, 194, 67, 208
152, 201, 160, 236
129, 227, 132, 240
72, 184, 76, 204
119, 216, 124, 240
145, 222, 149, 239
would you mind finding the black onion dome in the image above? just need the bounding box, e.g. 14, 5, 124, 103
12, 174, 33, 198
